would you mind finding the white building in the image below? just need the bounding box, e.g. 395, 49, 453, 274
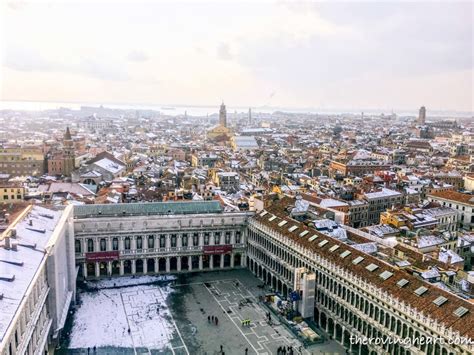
0, 205, 76, 355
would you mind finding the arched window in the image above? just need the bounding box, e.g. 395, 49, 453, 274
235, 231, 241, 244
171, 234, 177, 247
75, 239, 81, 253
112, 238, 119, 251
100, 238, 106, 251
182, 234, 188, 247
124, 237, 131, 250
214, 232, 221, 245
87, 239, 94, 252
136, 236, 143, 249
148, 235, 154, 249
160, 235, 166, 248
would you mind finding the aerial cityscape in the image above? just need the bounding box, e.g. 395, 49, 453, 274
0, 1, 473, 355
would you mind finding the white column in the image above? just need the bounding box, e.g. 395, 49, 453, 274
107, 261, 112, 276
120, 260, 124, 275
131, 260, 136, 274
231, 254, 235, 268
188, 258, 192, 271
166, 257, 170, 272
210, 255, 214, 269
177, 256, 181, 271
154, 258, 159, 273
199, 255, 203, 270
143, 259, 148, 274
220, 254, 224, 268
95, 262, 100, 278
83, 262, 88, 278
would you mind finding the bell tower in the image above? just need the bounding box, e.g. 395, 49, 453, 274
63, 127, 75, 176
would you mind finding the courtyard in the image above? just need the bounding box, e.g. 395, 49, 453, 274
59, 270, 345, 355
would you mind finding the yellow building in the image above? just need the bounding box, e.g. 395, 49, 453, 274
0, 145, 45, 177
0, 185, 25, 203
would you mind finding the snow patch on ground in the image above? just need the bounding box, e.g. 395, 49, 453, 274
69, 280, 177, 350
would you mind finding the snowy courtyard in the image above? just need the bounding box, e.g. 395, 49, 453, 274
67, 276, 186, 353
62, 270, 344, 355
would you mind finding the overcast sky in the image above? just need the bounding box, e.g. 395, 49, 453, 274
0, 0, 472, 111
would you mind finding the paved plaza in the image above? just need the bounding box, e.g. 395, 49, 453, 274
61, 270, 345, 355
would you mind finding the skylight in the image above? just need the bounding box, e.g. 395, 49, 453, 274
299, 230, 309, 237
318, 240, 329, 247
353, 256, 364, 265
340, 250, 351, 259
278, 220, 288, 227
414, 286, 428, 296
366, 263, 379, 272
379, 271, 393, 280
453, 306, 469, 318
268, 215, 277, 222
329, 245, 340, 252
433, 296, 448, 307
288, 226, 298, 232
397, 279, 409, 288
308, 235, 319, 242
260, 210, 268, 217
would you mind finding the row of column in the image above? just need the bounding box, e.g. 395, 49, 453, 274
83, 253, 240, 278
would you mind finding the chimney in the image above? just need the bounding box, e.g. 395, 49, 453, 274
4, 235, 10, 249
447, 254, 452, 265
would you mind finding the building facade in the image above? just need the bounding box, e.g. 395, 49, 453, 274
0, 146, 45, 177
0, 205, 76, 355
73, 201, 249, 279
247, 208, 474, 355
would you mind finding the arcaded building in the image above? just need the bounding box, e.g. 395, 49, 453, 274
247, 204, 474, 355
73, 201, 249, 278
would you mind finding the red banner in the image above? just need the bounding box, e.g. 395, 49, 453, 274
203, 245, 233, 255
85, 251, 120, 262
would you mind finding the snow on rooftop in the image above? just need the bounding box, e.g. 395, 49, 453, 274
421, 267, 441, 279
416, 235, 445, 249
352, 242, 378, 255
320, 198, 348, 208
93, 158, 125, 174
364, 188, 401, 199
438, 249, 464, 264
0, 206, 63, 341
